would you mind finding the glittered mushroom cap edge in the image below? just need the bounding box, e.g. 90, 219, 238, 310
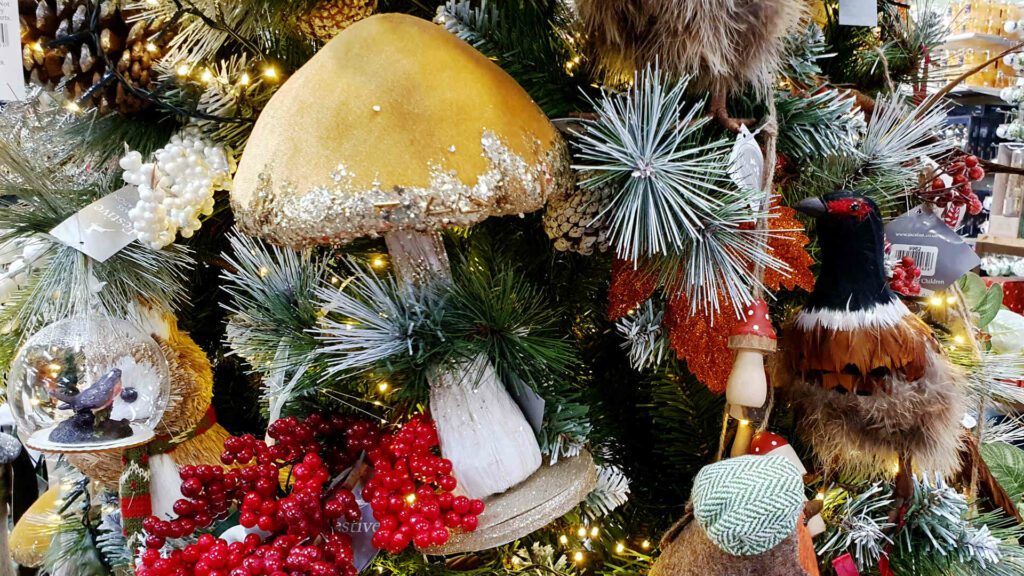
234, 130, 570, 248
229, 13, 571, 248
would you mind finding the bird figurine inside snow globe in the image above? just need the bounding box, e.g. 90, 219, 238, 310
6, 314, 170, 452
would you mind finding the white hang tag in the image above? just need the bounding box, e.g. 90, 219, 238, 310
729, 125, 763, 192
505, 374, 546, 434
839, 0, 878, 27
49, 186, 140, 262
0, 0, 26, 101
334, 483, 381, 572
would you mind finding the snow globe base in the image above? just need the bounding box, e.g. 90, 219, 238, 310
25, 422, 155, 453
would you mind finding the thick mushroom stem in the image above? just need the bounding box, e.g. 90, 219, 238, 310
384, 230, 453, 284
383, 230, 542, 499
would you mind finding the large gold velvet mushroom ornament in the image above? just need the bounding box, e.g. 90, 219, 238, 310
232, 13, 592, 554
232, 13, 570, 250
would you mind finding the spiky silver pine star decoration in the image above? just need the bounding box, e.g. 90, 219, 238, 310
573, 65, 786, 314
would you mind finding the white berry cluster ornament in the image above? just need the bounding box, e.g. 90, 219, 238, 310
120, 130, 235, 249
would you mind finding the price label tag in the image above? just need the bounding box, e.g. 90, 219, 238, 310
50, 186, 140, 262
884, 207, 980, 292
0, 0, 26, 101
839, 0, 878, 27
506, 375, 545, 435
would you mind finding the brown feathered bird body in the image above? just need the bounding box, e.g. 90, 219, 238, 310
576, 0, 807, 97
781, 192, 966, 478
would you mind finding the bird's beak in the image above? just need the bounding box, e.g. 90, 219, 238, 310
795, 196, 828, 217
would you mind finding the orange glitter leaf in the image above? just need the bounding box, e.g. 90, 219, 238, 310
608, 258, 657, 320
665, 295, 740, 394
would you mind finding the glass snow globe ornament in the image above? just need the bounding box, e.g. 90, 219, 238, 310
7, 315, 171, 452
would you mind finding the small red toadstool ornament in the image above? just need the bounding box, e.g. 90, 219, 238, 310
750, 430, 806, 474
749, 430, 826, 537
726, 299, 776, 415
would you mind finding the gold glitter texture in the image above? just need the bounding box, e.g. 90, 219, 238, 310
422, 450, 597, 554
232, 14, 570, 248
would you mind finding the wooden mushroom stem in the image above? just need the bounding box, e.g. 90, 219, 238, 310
727, 334, 778, 353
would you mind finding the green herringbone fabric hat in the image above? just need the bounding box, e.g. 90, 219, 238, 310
690, 454, 804, 557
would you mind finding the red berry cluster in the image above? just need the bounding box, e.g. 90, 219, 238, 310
928, 154, 985, 227
137, 415, 381, 576
890, 255, 922, 297
140, 531, 356, 576
364, 416, 484, 554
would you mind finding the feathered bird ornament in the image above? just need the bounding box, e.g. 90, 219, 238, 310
780, 191, 966, 481
575, 0, 807, 130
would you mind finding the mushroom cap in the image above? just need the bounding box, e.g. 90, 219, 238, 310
728, 299, 777, 351
749, 430, 789, 456
232, 13, 570, 248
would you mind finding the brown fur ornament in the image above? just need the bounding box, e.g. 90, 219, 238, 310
575, 0, 808, 97
782, 347, 965, 478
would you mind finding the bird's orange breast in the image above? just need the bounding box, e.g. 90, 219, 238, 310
782, 313, 938, 394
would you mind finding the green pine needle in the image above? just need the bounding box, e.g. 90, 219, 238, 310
574, 66, 736, 263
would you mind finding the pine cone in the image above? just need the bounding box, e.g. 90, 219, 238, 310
543, 178, 613, 256
294, 0, 377, 43
20, 0, 174, 114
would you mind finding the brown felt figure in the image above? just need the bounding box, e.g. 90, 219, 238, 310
650, 455, 820, 576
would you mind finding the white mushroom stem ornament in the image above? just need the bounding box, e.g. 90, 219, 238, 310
750, 430, 826, 537
726, 299, 776, 416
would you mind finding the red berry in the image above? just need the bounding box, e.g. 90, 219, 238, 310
965, 155, 979, 168
452, 496, 470, 515
968, 166, 985, 181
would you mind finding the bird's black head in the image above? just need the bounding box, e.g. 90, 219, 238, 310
795, 191, 895, 312
795, 190, 881, 223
